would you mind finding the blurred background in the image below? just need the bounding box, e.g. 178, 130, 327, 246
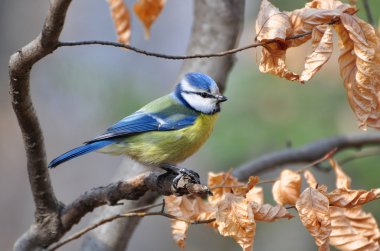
1, 0, 380, 250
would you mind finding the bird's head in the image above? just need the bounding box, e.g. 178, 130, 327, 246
175, 72, 228, 114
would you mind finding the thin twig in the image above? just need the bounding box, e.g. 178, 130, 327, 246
285, 205, 296, 210
58, 16, 344, 61
57, 32, 313, 60
362, 0, 374, 25
210, 184, 246, 190
49, 202, 163, 251
339, 147, 380, 165
255, 148, 337, 185
211, 149, 337, 188
48, 202, 214, 251
296, 148, 337, 174
58, 40, 272, 59
317, 147, 380, 170
257, 178, 277, 185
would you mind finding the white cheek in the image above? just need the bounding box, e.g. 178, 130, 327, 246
182, 93, 216, 114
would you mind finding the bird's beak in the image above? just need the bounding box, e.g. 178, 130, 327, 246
216, 95, 228, 102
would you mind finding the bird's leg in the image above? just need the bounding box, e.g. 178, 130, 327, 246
159, 163, 201, 192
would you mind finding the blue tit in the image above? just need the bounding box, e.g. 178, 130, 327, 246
48, 72, 227, 186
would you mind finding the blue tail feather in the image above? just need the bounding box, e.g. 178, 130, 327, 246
48, 140, 114, 168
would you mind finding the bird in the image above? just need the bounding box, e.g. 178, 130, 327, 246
48, 72, 227, 191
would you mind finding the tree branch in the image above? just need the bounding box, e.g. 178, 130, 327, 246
9, 0, 71, 218
10, 0, 72, 250
48, 203, 163, 251
50, 201, 214, 251
233, 133, 380, 180
60, 171, 210, 232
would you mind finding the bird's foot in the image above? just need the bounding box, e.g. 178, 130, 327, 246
159, 164, 211, 196
173, 168, 200, 185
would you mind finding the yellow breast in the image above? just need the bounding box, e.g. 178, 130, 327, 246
100, 114, 218, 166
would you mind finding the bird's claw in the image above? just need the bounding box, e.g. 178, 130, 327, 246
171, 168, 201, 196
159, 164, 206, 196
172, 168, 201, 188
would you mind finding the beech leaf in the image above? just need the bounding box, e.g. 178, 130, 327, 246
246, 176, 260, 191
336, 14, 380, 128
208, 172, 247, 203
107, 0, 131, 44
300, 25, 333, 82
251, 202, 293, 222
330, 159, 351, 189
304, 170, 318, 188
215, 193, 256, 251
255, 0, 299, 81
272, 169, 302, 205
330, 206, 380, 251
286, 8, 342, 48
255, 0, 292, 43
328, 188, 380, 208
296, 187, 331, 251
165, 195, 216, 248
133, 0, 166, 39
246, 186, 264, 205
305, 0, 357, 12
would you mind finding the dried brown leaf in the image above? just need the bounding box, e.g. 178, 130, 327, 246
107, 0, 131, 44
215, 193, 256, 251
328, 188, 380, 208
256, 0, 361, 85
304, 170, 318, 188
330, 158, 351, 189
336, 14, 380, 128
330, 206, 380, 251
170, 220, 188, 249
272, 169, 302, 205
300, 25, 333, 82
246, 176, 260, 191
165, 195, 216, 248
259, 47, 300, 81
246, 186, 264, 205
286, 8, 341, 48
133, 0, 165, 39
296, 187, 331, 251
305, 0, 357, 13
250, 202, 293, 222
255, 0, 299, 81
255, 0, 292, 43
286, 0, 355, 47
208, 172, 247, 204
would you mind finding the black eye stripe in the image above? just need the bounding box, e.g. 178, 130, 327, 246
182, 90, 215, 98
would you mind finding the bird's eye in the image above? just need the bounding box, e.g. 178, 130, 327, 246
200, 92, 208, 98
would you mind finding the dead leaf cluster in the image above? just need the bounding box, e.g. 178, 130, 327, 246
165, 171, 292, 250
291, 160, 380, 251
164, 160, 380, 251
256, 0, 380, 129
106, 0, 165, 44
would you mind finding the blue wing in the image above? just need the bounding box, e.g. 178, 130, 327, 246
49, 111, 197, 168
86, 111, 197, 143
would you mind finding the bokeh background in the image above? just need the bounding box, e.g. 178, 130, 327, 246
1, 0, 380, 250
